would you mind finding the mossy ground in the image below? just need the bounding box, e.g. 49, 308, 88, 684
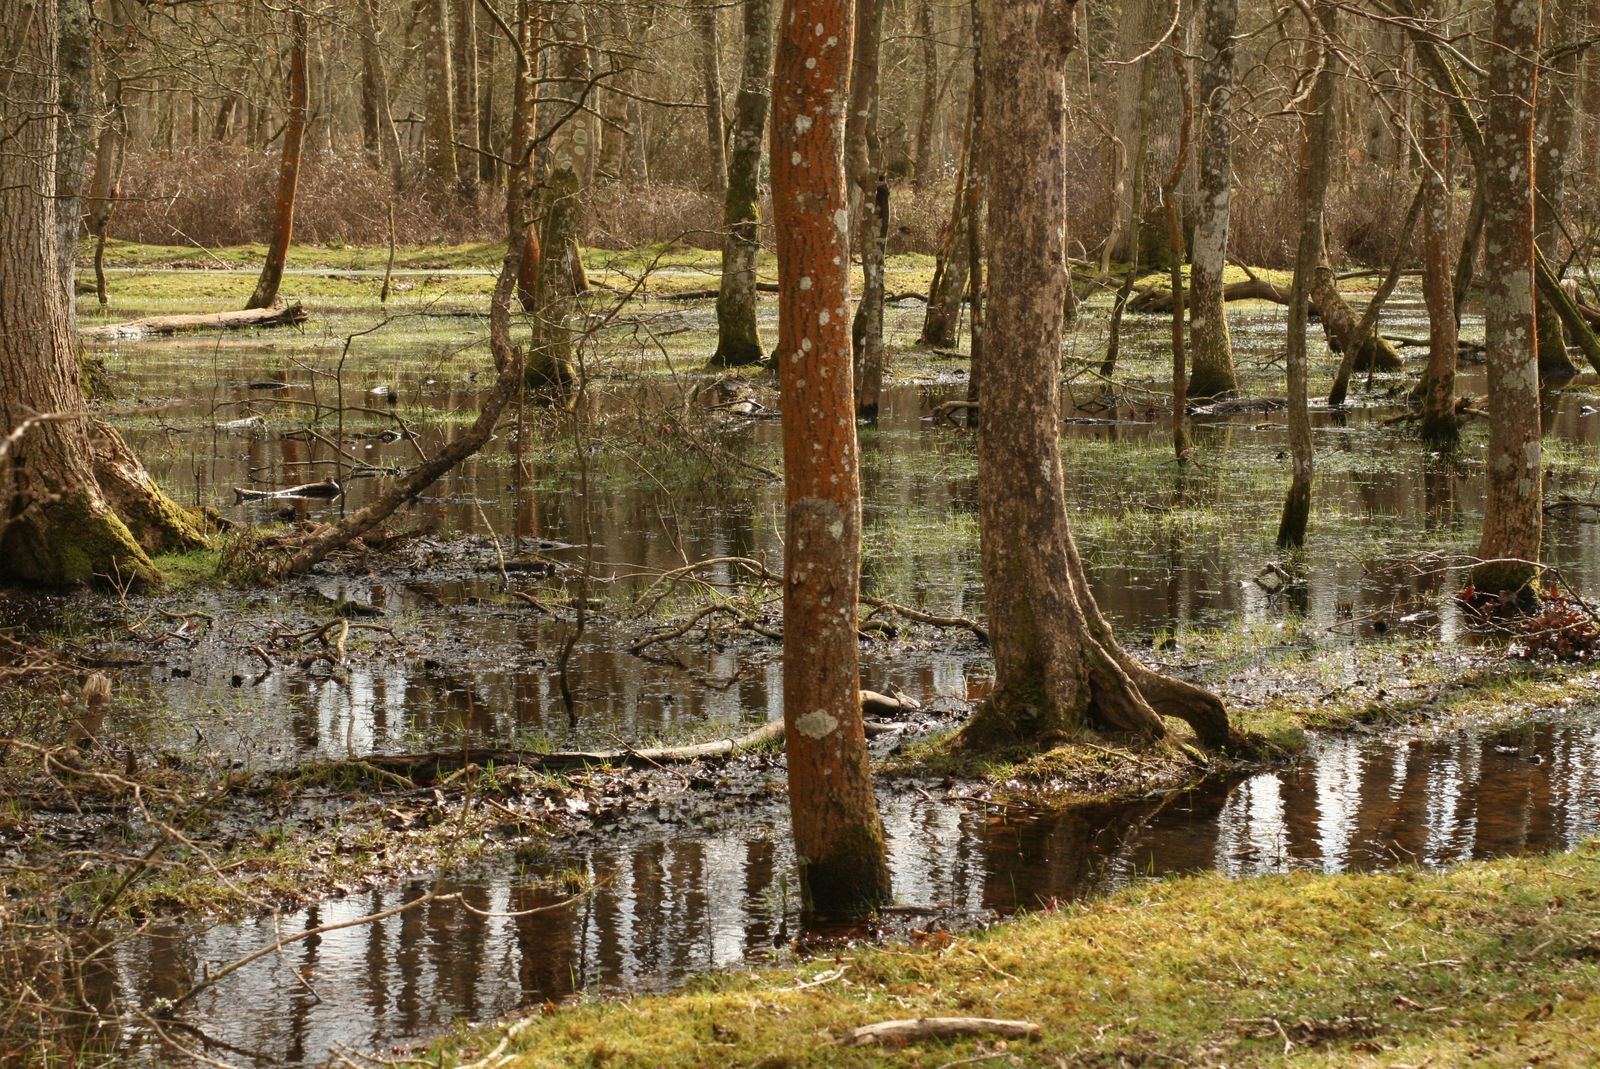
428, 840, 1600, 1068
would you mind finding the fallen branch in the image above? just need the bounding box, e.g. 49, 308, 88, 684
81, 302, 307, 340
839, 1017, 1041, 1047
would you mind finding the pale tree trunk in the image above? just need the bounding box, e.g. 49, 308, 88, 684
1112, 0, 1187, 268
913, 0, 939, 190
1474, 0, 1543, 595
1187, 0, 1238, 399
1418, 0, 1459, 451
420, 0, 459, 192
772, 0, 892, 915
848, 0, 887, 419
451, 0, 480, 200
697, 0, 729, 195
525, 1, 589, 396
247, 7, 309, 311
1534, 0, 1577, 378
919, 81, 974, 348
1278, 2, 1335, 550
712, 0, 776, 367
968, 0, 1233, 752
0, 0, 203, 586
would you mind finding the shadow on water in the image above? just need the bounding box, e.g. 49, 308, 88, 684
60, 715, 1600, 1066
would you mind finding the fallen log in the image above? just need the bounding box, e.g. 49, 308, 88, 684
234, 479, 342, 502
345, 711, 905, 781
1129, 278, 1290, 314
80, 302, 308, 340
840, 1017, 1041, 1047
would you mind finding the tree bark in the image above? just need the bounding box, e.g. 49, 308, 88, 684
967, 0, 1233, 751
247, 7, 309, 311
1473, 0, 1543, 595
0, 0, 203, 586
919, 82, 974, 348
1418, 9, 1459, 452
847, 0, 888, 419
54, 0, 92, 329
1188, 0, 1238, 399
712, 0, 776, 368
1278, 2, 1335, 550
419, 0, 459, 193
1112, 0, 1188, 269
913, 0, 939, 190
85, 77, 127, 309
1534, 0, 1578, 378
697, 0, 729, 195
356, 0, 404, 181
450, 0, 480, 200
771, 0, 892, 915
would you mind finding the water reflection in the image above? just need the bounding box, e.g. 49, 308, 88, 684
95, 717, 1600, 1066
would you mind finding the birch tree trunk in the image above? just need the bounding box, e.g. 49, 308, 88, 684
1474, 0, 1543, 595
967, 0, 1233, 752
1188, 0, 1238, 399
247, 7, 309, 310
712, 0, 776, 367
771, 0, 892, 915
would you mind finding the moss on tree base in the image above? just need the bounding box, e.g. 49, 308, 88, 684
1, 490, 158, 586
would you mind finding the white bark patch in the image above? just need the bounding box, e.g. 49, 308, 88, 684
796, 709, 839, 738
795, 114, 813, 135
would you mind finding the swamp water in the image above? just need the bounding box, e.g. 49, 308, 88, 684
27, 289, 1600, 1064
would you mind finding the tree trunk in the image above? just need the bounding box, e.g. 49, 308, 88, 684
596, 7, 635, 181
919, 83, 974, 348
913, 0, 939, 190
962, 0, 985, 428
357, 0, 403, 181
771, 0, 892, 915
696, 0, 729, 195
1418, 10, 1459, 452
450, 0, 480, 200
1188, 0, 1238, 399
1112, 0, 1187, 269
1163, 42, 1193, 462
1534, 0, 1578, 379
85, 78, 127, 309
0, 0, 203, 586
1278, 2, 1335, 550
420, 0, 459, 193
848, 0, 888, 419
247, 8, 309, 311
1474, 0, 1543, 595
712, 0, 776, 368
968, 0, 1232, 751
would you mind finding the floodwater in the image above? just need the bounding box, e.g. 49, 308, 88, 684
23, 286, 1600, 1064
84, 715, 1600, 1066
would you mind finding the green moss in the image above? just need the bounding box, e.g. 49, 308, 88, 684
150, 547, 223, 589
431, 841, 1600, 1069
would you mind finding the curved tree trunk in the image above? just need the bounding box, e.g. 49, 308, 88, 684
1474, 0, 1543, 595
1418, 0, 1459, 452
967, 0, 1233, 752
1278, 1, 1335, 550
1188, 0, 1238, 399
247, 8, 308, 311
711, 0, 776, 368
0, 0, 203, 587
772, 0, 892, 915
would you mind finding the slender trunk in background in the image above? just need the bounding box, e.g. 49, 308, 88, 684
356, 0, 404, 182
1587, 0, 1600, 182
847, 0, 887, 418
247, 8, 309, 310
1112, 0, 1187, 269
54, 0, 92, 327
451, 0, 480, 200
1474, 0, 1543, 595
913, 0, 939, 189
514, 5, 543, 312
1418, 7, 1459, 451
86, 80, 128, 308
962, 0, 984, 429
697, 0, 729, 195
478, 17, 497, 185
919, 82, 974, 348
1163, 41, 1193, 462
1533, 0, 1577, 378
596, 7, 635, 180
771, 0, 892, 916
712, 0, 776, 367
968, 0, 1232, 751
1188, 0, 1238, 399
1278, 1, 1335, 550
419, 0, 459, 193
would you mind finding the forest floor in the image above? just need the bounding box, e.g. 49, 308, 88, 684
5, 240, 1600, 1065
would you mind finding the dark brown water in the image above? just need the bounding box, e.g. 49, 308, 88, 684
78, 715, 1600, 1066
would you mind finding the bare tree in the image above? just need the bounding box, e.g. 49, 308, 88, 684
247, 5, 309, 310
